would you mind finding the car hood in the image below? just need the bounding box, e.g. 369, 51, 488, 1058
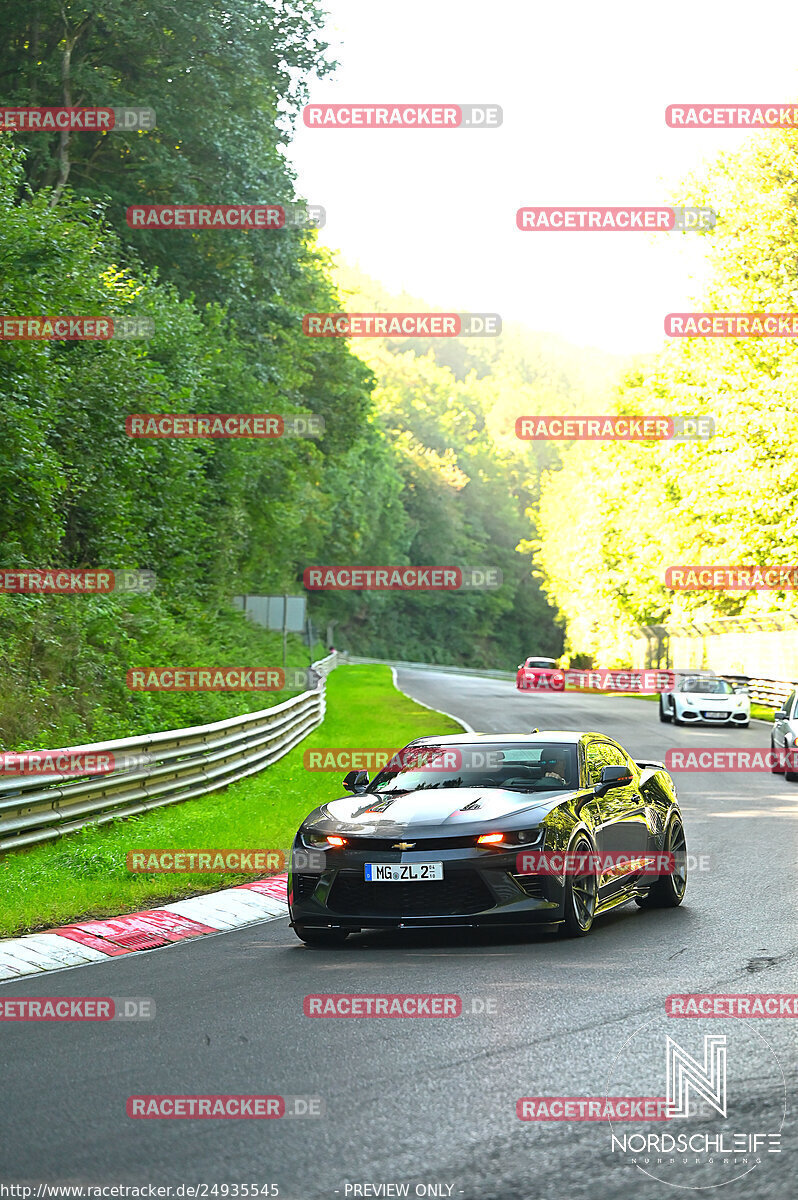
314, 785, 570, 832
676, 693, 736, 704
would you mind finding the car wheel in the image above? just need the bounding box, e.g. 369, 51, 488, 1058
738, 722, 749, 728
293, 924, 350, 947
771, 738, 784, 773
672, 713, 683, 726
559, 837, 597, 937
659, 700, 672, 724
635, 815, 687, 908
785, 749, 798, 782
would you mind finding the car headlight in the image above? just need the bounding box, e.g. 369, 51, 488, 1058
300, 828, 347, 849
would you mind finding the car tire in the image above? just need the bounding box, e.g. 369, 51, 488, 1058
771, 738, 783, 773
635, 815, 687, 909
559, 836, 597, 937
785, 751, 798, 783
738, 722, 749, 729
659, 700, 672, 724
293, 924, 350, 947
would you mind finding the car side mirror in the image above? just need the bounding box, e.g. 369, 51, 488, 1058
774, 710, 787, 721
343, 769, 369, 793
593, 764, 633, 797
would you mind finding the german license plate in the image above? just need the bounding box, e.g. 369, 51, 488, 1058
364, 862, 443, 882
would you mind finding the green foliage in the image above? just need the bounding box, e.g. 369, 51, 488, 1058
534, 131, 798, 662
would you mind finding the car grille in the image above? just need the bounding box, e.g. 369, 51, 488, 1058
700, 710, 729, 719
326, 869, 494, 917
335, 835, 480, 851
291, 873, 319, 902
511, 874, 545, 900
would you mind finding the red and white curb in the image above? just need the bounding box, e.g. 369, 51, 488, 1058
0, 875, 288, 982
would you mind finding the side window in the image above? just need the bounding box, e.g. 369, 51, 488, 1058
585, 742, 608, 787
785, 692, 796, 717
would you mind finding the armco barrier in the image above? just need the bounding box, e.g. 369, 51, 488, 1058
351, 655, 793, 713
0, 652, 339, 853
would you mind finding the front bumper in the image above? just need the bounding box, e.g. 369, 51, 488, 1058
676, 705, 749, 724
288, 844, 565, 930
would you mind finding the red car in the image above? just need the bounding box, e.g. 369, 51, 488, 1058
516, 656, 561, 690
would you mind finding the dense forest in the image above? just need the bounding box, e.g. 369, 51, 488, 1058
535, 135, 798, 663
0, 0, 616, 749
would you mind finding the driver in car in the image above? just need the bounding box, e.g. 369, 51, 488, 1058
542, 754, 569, 786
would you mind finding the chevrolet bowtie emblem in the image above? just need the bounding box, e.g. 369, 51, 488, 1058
393, 841, 415, 850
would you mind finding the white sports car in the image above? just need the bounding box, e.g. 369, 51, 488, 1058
659, 675, 750, 727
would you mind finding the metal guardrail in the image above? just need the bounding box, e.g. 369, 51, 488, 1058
0, 652, 339, 853
719, 675, 796, 710
351, 655, 795, 715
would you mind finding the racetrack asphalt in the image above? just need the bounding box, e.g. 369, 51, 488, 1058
2, 667, 796, 1200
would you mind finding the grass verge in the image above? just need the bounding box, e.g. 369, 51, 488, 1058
0, 664, 463, 938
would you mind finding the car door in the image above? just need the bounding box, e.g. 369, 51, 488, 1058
591, 741, 649, 898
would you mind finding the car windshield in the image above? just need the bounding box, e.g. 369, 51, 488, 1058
680, 678, 734, 695
368, 742, 578, 793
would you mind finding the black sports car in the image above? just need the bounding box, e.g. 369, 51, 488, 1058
288, 731, 687, 945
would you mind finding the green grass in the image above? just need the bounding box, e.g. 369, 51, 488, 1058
0, 664, 463, 937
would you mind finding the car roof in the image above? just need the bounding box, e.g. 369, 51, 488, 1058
411, 731, 598, 746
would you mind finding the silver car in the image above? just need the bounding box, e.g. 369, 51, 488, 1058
659, 674, 750, 727
771, 689, 798, 781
